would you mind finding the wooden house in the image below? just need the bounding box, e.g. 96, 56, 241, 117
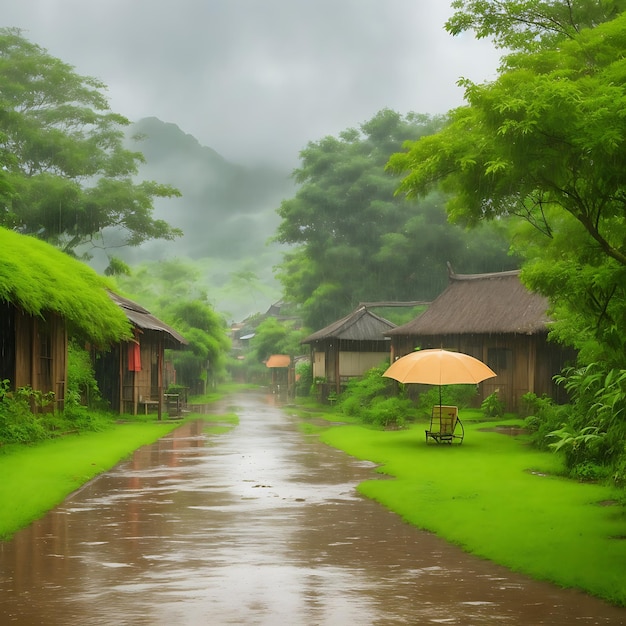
0, 302, 67, 412
0, 228, 130, 412
93, 292, 188, 418
301, 306, 396, 398
386, 269, 576, 411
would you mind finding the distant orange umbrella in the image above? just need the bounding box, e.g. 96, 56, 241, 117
383, 349, 496, 406
265, 354, 291, 368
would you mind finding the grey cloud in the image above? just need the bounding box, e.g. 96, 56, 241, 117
4, 0, 500, 167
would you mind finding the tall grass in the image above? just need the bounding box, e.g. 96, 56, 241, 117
320, 418, 626, 606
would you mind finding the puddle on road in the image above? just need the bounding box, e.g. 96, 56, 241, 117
1, 390, 625, 625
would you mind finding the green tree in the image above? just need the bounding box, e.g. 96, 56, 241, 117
0, 28, 181, 270
117, 258, 208, 311
388, 2, 626, 481
446, 0, 626, 52
389, 9, 626, 365
274, 109, 516, 329
249, 317, 306, 363
165, 300, 231, 393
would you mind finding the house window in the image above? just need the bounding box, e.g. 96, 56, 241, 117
488, 347, 512, 371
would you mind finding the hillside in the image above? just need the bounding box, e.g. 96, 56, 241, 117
127, 117, 295, 261
96, 117, 296, 322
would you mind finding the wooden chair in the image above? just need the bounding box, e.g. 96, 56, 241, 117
425, 405, 464, 445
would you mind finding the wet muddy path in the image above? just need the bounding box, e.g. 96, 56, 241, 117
1, 390, 625, 625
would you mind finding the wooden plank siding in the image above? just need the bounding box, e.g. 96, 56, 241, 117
93, 293, 186, 417
387, 270, 577, 411
302, 307, 396, 396
1, 303, 67, 412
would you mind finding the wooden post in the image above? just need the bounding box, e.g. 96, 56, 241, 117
157, 337, 163, 421
118, 344, 123, 414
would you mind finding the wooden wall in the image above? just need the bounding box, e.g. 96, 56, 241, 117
108, 331, 163, 416
390, 332, 574, 411
308, 339, 390, 394
4, 306, 67, 412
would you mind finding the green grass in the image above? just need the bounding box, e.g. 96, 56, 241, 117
0, 419, 182, 540
319, 417, 626, 606
0, 382, 240, 540
189, 382, 262, 405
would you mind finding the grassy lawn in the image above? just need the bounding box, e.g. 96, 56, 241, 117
0, 418, 186, 540
318, 414, 626, 606
0, 384, 245, 540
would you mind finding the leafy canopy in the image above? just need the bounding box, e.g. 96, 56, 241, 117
274, 109, 516, 329
389, 9, 626, 366
114, 259, 231, 388
0, 28, 182, 269
446, 0, 626, 52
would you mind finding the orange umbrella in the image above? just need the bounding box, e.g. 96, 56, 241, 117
383, 349, 497, 386
265, 354, 291, 368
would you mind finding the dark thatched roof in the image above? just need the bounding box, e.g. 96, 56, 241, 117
301, 306, 396, 344
109, 292, 188, 348
387, 270, 550, 337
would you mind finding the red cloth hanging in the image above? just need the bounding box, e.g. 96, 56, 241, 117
128, 340, 141, 372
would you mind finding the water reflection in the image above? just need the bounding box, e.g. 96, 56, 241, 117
1, 391, 625, 625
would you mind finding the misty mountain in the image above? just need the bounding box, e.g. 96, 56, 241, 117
99, 117, 297, 322
127, 117, 295, 261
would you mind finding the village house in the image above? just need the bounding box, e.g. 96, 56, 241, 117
0, 301, 68, 412
92, 292, 188, 419
0, 228, 130, 411
386, 269, 577, 411
301, 305, 396, 398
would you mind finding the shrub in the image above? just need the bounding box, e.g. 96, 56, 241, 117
521, 392, 567, 449
481, 391, 505, 417
550, 363, 626, 484
337, 364, 413, 428
67, 340, 102, 408
0, 380, 53, 444
416, 385, 478, 416
365, 396, 411, 429
295, 361, 312, 397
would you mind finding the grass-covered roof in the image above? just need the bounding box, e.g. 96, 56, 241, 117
0, 228, 131, 345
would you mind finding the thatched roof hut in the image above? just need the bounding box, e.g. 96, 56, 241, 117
302, 306, 396, 397
0, 228, 131, 346
387, 269, 575, 410
387, 270, 549, 338
108, 292, 187, 348
302, 306, 396, 344
0, 228, 131, 409
94, 292, 188, 417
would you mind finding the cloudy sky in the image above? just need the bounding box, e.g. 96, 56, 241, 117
4, 0, 501, 169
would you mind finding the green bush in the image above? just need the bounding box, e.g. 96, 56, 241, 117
67, 340, 102, 408
337, 364, 415, 428
0, 380, 53, 444
365, 396, 411, 429
481, 391, 505, 417
295, 361, 312, 397
416, 384, 478, 416
521, 392, 567, 448
570, 461, 610, 483
338, 365, 391, 408
550, 364, 626, 484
